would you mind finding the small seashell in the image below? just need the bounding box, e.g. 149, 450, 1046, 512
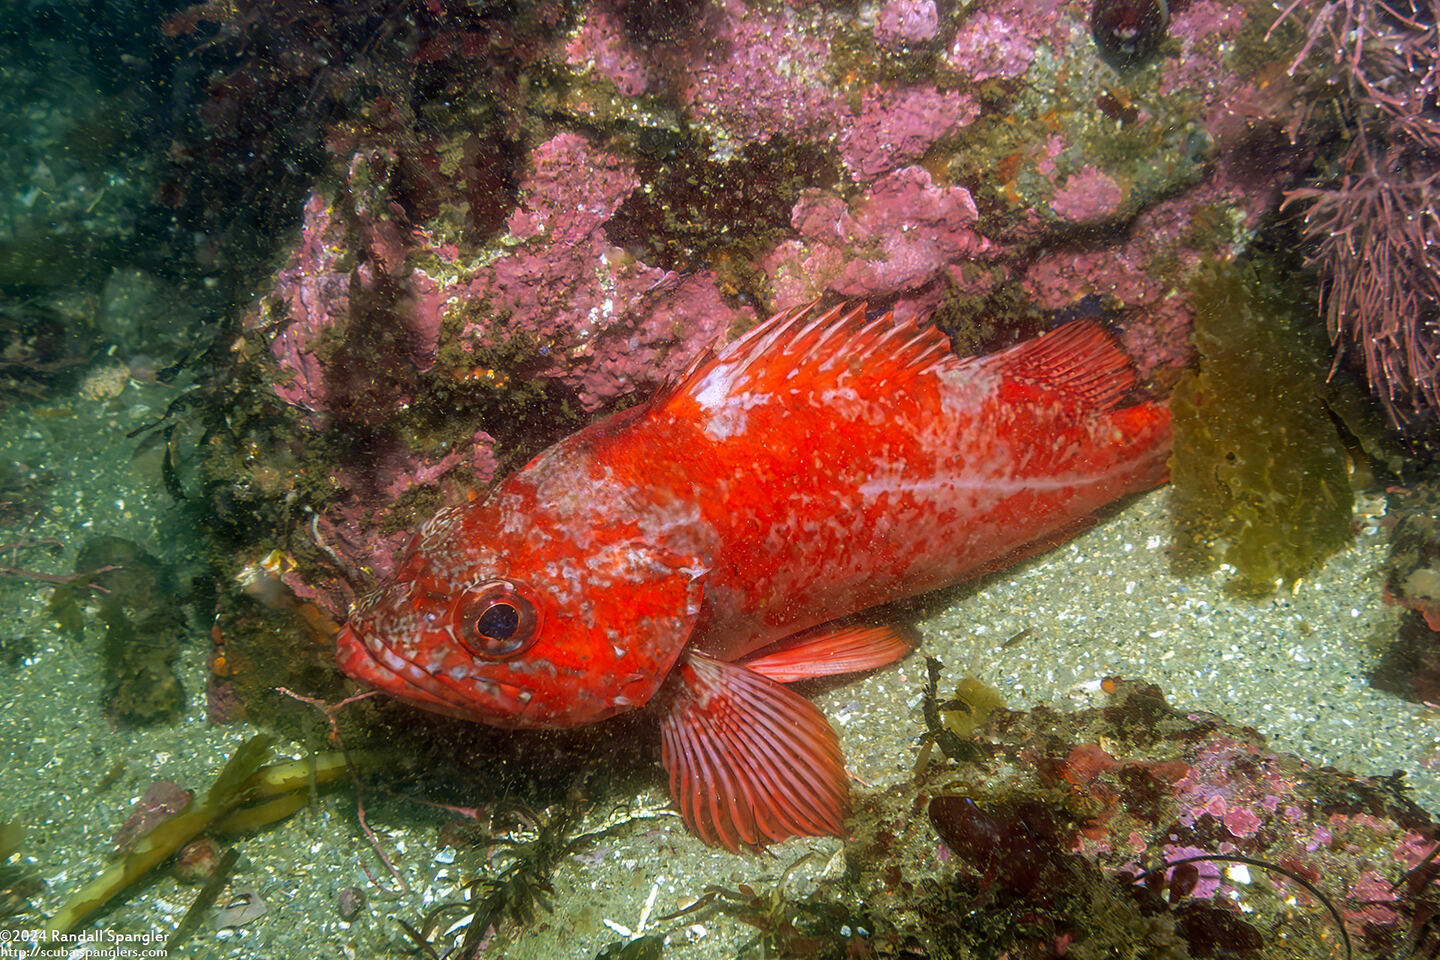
172, 838, 222, 884
215, 888, 267, 928
337, 886, 366, 923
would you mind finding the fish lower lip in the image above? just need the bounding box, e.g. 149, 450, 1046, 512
453, 674, 529, 709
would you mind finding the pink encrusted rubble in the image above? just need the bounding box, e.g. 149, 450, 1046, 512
1124, 728, 1440, 947
1049, 165, 1126, 222
1016, 690, 1440, 953
912, 680, 1440, 955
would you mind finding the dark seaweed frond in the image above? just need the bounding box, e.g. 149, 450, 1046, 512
402, 798, 666, 957
0, 821, 43, 924
655, 854, 835, 959
163, 846, 239, 951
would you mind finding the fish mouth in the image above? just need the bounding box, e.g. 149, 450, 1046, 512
335, 623, 534, 725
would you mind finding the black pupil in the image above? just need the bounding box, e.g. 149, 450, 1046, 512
475, 602, 519, 641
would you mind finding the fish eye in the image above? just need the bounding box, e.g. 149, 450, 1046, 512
456, 580, 540, 659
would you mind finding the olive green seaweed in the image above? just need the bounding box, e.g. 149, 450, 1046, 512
44, 736, 374, 939
1168, 258, 1354, 596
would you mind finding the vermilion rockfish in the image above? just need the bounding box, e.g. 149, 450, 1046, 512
335, 301, 1172, 850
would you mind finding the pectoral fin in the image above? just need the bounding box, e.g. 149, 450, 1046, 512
658, 652, 847, 850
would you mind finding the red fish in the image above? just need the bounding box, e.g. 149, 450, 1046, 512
335, 301, 1171, 850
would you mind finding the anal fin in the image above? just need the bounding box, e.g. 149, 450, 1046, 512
659, 652, 848, 850
741, 624, 912, 683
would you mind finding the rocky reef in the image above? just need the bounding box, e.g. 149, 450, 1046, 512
831, 672, 1440, 960
183, 0, 1323, 683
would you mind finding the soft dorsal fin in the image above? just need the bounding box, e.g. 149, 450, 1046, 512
993, 318, 1137, 410
654, 300, 955, 416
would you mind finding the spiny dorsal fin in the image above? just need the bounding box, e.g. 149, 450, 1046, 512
994, 318, 1137, 410
655, 300, 955, 416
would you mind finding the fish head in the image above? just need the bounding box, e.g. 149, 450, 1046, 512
335, 489, 707, 729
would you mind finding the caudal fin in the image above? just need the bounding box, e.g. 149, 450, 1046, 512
659, 652, 848, 850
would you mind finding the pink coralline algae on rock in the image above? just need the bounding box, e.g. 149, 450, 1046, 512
249, 0, 1307, 438
249, 180, 441, 426
251, 194, 365, 417
766, 166, 993, 306
436, 132, 751, 412
1158, 0, 1252, 94
563, 5, 655, 96
257, 132, 750, 422
946, 9, 1041, 81
875, 0, 940, 47
672, 0, 851, 144
1049, 165, 1126, 222
1022, 172, 1287, 374
840, 86, 980, 179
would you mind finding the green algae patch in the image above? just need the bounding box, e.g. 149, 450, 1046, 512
1168, 259, 1353, 597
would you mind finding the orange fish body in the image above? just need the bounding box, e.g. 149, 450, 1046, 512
336, 302, 1171, 849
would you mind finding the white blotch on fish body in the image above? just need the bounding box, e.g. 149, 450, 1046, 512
691, 360, 777, 441
702, 391, 772, 441
937, 363, 998, 418
635, 495, 705, 550
692, 362, 737, 411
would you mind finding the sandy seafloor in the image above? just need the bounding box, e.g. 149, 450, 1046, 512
0, 368, 1424, 959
